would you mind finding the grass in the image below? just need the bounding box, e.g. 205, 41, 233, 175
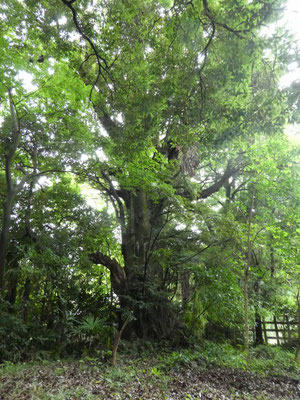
201, 341, 300, 376
158, 341, 300, 377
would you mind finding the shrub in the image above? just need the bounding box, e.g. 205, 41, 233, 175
0, 299, 28, 362
68, 315, 114, 352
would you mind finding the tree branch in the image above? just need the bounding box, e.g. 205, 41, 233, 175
199, 164, 241, 199
61, 0, 110, 100
202, 0, 247, 39
101, 171, 126, 238
89, 250, 127, 294
170, 240, 228, 268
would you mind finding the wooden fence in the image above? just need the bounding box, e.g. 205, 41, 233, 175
262, 317, 298, 345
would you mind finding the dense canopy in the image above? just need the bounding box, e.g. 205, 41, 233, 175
0, 0, 299, 363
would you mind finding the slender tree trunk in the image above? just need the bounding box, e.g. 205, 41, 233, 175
270, 241, 275, 277
295, 296, 300, 362
243, 190, 254, 355
47, 297, 55, 330
0, 89, 21, 292
5, 260, 19, 305
243, 271, 249, 352
0, 195, 14, 290
255, 312, 264, 345
22, 278, 31, 323
57, 296, 67, 352
40, 282, 48, 326
111, 316, 130, 366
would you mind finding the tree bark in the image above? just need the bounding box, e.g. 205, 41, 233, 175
90, 188, 178, 339
243, 271, 250, 353
89, 251, 127, 295
0, 89, 20, 291
255, 312, 264, 345
254, 277, 264, 346
243, 190, 254, 355
111, 315, 130, 366
295, 296, 300, 362
181, 270, 191, 307
90, 165, 241, 340
0, 194, 15, 290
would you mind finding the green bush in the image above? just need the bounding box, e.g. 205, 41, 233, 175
68, 315, 114, 352
0, 300, 28, 362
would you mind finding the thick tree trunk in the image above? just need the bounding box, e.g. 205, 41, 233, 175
91, 189, 178, 339
123, 190, 179, 338
122, 190, 150, 277
181, 270, 191, 307
254, 278, 264, 346
122, 190, 150, 336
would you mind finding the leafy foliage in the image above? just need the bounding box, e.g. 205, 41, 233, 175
0, 0, 299, 367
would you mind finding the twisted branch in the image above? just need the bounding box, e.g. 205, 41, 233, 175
61, 0, 110, 100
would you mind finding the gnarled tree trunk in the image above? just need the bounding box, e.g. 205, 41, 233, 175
91, 188, 177, 339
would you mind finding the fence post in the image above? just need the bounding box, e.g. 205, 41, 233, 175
262, 318, 268, 344
274, 316, 280, 345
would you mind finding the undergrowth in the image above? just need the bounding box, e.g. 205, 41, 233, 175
0, 341, 299, 399
158, 341, 300, 378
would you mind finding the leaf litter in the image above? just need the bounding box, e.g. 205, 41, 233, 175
0, 357, 299, 399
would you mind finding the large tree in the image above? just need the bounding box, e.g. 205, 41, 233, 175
0, 0, 294, 339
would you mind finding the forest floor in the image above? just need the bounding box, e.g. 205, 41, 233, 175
0, 343, 299, 399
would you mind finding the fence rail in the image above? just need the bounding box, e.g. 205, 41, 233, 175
262, 317, 298, 345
